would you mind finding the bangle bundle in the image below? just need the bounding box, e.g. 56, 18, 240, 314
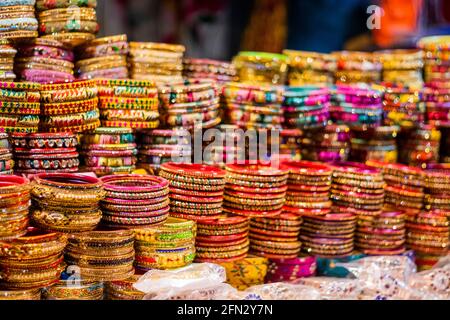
367, 160, 425, 213
0, 133, 13, 174
418, 35, 450, 90
222, 82, 283, 129
40, 80, 100, 133
224, 162, 288, 218
397, 125, 441, 168
300, 124, 351, 162
265, 256, 316, 283
96, 79, 159, 129
100, 174, 170, 228
0, 39, 16, 81
282, 86, 330, 130
159, 162, 225, 220
38, 6, 98, 47
330, 162, 385, 216
219, 255, 268, 290
15, 38, 74, 83
105, 275, 145, 300
128, 41, 185, 84
283, 50, 336, 86
300, 213, 357, 258
382, 84, 425, 129
10, 132, 79, 174
183, 58, 237, 85
376, 49, 424, 88
133, 217, 196, 270
232, 51, 288, 85
0, 81, 41, 133
349, 125, 399, 164
79, 127, 137, 176
195, 215, 250, 263
0, 227, 67, 289
333, 51, 381, 84
281, 160, 332, 216
406, 211, 449, 271
330, 85, 383, 129
75, 34, 129, 79
0, 2, 38, 41
249, 213, 302, 259
137, 129, 192, 174
0, 175, 31, 240
43, 279, 103, 300
159, 79, 220, 130
423, 87, 450, 128
355, 211, 406, 255
30, 173, 105, 232
424, 165, 450, 212
65, 230, 135, 281
0, 288, 41, 300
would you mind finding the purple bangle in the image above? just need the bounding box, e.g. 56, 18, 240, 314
100, 174, 169, 193
19, 69, 75, 84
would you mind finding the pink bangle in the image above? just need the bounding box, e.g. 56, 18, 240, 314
331, 161, 382, 175
100, 174, 169, 193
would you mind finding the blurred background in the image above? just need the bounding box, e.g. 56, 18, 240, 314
96, 0, 450, 60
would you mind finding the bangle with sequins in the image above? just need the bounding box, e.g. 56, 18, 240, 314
40, 87, 97, 104
41, 97, 98, 116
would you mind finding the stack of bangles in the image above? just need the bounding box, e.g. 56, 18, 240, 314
300, 213, 357, 258
333, 51, 382, 84
222, 82, 283, 129
79, 127, 137, 175
367, 161, 425, 213
15, 38, 75, 83
349, 125, 399, 164
30, 173, 105, 232
424, 164, 450, 212
282, 86, 330, 130
183, 58, 237, 85
0, 39, 16, 81
105, 275, 145, 300
406, 211, 449, 271
301, 124, 351, 162
40, 80, 100, 133
37, 7, 98, 47
265, 256, 317, 283
397, 125, 441, 167
232, 51, 288, 85
43, 280, 103, 300
133, 217, 196, 270
194, 216, 250, 263
0, 133, 13, 174
249, 213, 302, 259
219, 255, 268, 290
65, 230, 135, 281
10, 132, 79, 174
382, 84, 425, 129
417, 35, 450, 90
283, 49, 336, 86
100, 174, 170, 228
376, 49, 424, 87
128, 41, 185, 83
137, 129, 192, 174
0, 1, 38, 40
0, 175, 31, 240
159, 79, 221, 130
97, 78, 159, 129
75, 34, 129, 79
330, 85, 383, 128
159, 162, 226, 220
423, 86, 450, 128
0, 227, 67, 289
36, 0, 97, 11
330, 162, 385, 216
279, 129, 303, 161
281, 160, 332, 216
223, 162, 288, 218
355, 211, 406, 255
0, 81, 40, 133
0, 288, 41, 300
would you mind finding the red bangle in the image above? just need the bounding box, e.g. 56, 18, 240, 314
160, 162, 226, 179
101, 174, 168, 193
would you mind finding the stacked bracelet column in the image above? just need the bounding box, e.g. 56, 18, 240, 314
377, 49, 424, 87
0, 39, 16, 81
183, 58, 237, 85
397, 125, 441, 167
100, 174, 170, 228
159, 162, 226, 220
424, 165, 450, 213
105, 275, 145, 300
333, 51, 381, 84
30, 173, 105, 232
0, 1, 38, 41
